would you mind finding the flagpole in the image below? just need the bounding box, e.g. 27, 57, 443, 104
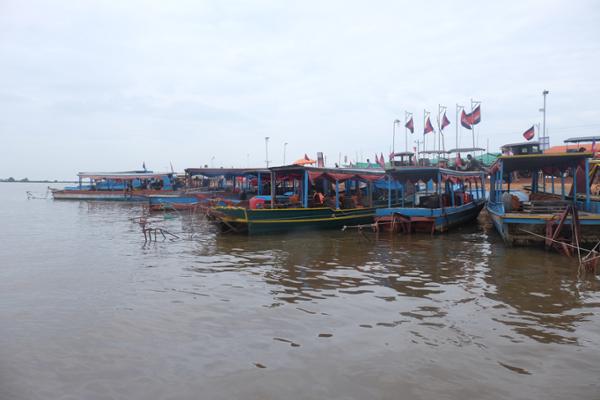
437, 105, 441, 155
471, 99, 482, 155
470, 99, 476, 149
393, 119, 400, 155
405, 111, 412, 153
456, 104, 464, 149
439, 104, 447, 153
423, 109, 427, 155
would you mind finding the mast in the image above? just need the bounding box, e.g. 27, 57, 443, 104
456, 104, 464, 149
405, 111, 412, 153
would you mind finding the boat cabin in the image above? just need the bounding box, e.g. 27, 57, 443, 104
74, 171, 177, 191
501, 141, 542, 156
389, 152, 415, 167
258, 165, 385, 210
563, 136, 600, 153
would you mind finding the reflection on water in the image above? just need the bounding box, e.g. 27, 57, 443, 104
1, 183, 599, 400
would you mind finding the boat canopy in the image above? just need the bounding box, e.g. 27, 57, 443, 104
564, 136, 600, 143
420, 150, 449, 155
447, 147, 485, 153
77, 171, 174, 180
386, 167, 484, 183
270, 165, 385, 182
491, 152, 593, 173
184, 168, 267, 178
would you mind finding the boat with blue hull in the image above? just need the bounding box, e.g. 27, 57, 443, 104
51, 171, 180, 201
487, 152, 600, 248
374, 167, 486, 233
148, 194, 200, 211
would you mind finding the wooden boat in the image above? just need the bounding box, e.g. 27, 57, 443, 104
148, 194, 201, 211
210, 165, 385, 234
51, 171, 180, 201
374, 167, 486, 233
487, 152, 600, 248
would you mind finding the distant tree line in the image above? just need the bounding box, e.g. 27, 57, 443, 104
0, 177, 62, 183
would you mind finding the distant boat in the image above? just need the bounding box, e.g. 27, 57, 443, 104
51, 171, 179, 201
210, 165, 386, 234
374, 166, 486, 233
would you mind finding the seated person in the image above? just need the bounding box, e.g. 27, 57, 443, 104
288, 194, 300, 204
313, 191, 325, 205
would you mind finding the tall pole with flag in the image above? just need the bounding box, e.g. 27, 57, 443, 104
456, 104, 464, 149
470, 99, 481, 149
438, 104, 448, 153
423, 109, 428, 153
404, 111, 413, 153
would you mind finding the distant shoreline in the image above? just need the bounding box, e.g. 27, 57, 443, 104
0, 181, 77, 184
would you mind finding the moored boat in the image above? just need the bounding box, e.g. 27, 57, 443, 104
51, 171, 180, 201
374, 167, 486, 233
487, 152, 600, 248
210, 165, 386, 234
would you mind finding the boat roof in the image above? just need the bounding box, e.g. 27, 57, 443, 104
564, 136, 600, 143
420, 150, 449, 155
77, 171, 174, 180
494, 152, 593, 173
447, 147, 485, 153
391, 152, 414, 157
501, 141, 540, 149
386, 167, 484, 182
270, 165, 384, 175
184, 168, 268, 177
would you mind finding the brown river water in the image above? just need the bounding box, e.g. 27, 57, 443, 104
1, 183, 599, 400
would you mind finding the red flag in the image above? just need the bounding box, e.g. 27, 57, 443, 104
379, 153, 386, 169
470, 105, 481, 125
304, 153, 310, 160
424, 117, 434, 134
523, 125, 535, 141
441, 112, 451, 131
405, 117, 414, 133
461, 110, 472, 130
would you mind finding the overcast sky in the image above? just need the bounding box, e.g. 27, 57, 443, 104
1, 0, 599, 179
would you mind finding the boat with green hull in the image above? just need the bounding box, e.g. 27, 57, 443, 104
212, 206, 376, 234
210, 165, 386, 234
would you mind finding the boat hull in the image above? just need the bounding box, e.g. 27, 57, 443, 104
375, 200, 485, 233
211, 206, 376, 234
487, 204, 600, 246
148, 195, 200, 211
51, 189, 182, 201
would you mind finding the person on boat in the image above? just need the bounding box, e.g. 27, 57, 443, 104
313, 191, 325, 205
465, 154, 483, 171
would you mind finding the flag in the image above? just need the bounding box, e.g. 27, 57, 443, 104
424, 117, 434, 134
378, 153, 386, 169
455, 152, 463, 168
523, 125, 535, 141
142, 161, 146, 170
405, 117, 414, 133
441, 112, 451, 131
304, 154, 310, 160
470, 105, 481, 125
461, 110, 472, 130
